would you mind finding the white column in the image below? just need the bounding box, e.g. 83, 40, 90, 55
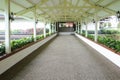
54, 22, 56, 33
85, 21, 88, 37
44, 23, 46, 38
5, 0, 11, 53
78, 23, 79, 33
33, 20, 37, 42
76, 22, 78, 32
51, 23, 53, 34
33, 8, 37, 42
94, 13, 98, 42
80, 19, 83, 34
49, 23, 51, 35
53, 23, 55, 33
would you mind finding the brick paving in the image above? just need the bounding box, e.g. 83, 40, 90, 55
1, 35, 120, 80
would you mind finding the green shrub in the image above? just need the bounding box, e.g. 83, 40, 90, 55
98, 36, 120, 52
81, 33, 85, 36
0, 44, 5, 56
87, 34, 94, 40
46, 33, 50, 37
36, 34, 44, 40
100, 30, 119, 34
11, 36, 34, 51
0, 33, 51, 56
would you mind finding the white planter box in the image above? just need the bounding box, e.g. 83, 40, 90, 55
0, 34, 57, 75
75, 33, 120, 68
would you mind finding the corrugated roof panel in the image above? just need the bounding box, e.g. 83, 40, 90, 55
97, 10, 109, 17
22, 11, 34, 18
99, 0, 114, 6
10, 2, 24, 13
0, 0, 5, 10
107, 1, 120, 11
0, 0, 119, 22
77, 0, 85, 6
12, 0, 33, 8
28, 0, 41, 4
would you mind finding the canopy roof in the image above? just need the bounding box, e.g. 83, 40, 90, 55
0, 0, 120, 22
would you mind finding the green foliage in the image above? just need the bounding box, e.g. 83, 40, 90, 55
100, 30, 119, 34
0, 33, 52, 57
80, 32, 120, 53
87, 34, 94, 40
36, 34, 44, 40
81, 33, 85, 36
0, 44, 5, 56
97, 36, 120, 52
11, 36, 34, 51
46, 33, 50, 37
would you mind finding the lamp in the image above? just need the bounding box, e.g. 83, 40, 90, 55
116, 11, 120, 21
9, 12, 15, 21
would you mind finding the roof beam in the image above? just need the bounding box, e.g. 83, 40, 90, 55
16, 6, 35, 16
16, 0, 49, 16
75, 0, 80, 6
26, 0, 34, 5
84, 0, 116, 15
11, 0, 26, 8
96, 0, 104, 4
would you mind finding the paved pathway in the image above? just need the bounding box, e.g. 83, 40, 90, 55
1, 35, 120, 80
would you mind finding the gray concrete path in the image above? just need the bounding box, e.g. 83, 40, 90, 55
2, 35, 120, 80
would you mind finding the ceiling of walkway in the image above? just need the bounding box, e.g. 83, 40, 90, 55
0, 0, 120, 22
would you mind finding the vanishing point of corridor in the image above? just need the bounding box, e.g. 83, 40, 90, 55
1, 35, 120, 80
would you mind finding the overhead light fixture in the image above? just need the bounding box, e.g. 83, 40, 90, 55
116, 11, 120, 21
9, 12, 15, 21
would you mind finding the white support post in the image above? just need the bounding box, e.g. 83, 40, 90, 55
78, 22, 80, 33
33, 21, 37, 42
80, 19, 83, 34
94, 13, 98, 42
5, 0, 11, 54
54, 22, 56, 33
76, 22, 78, 32
44, 23, 46, 38
85, 21, 88, 37
51, 23, 52, 34
33, 8, 37, 42
53, 23, 55, 33
49, 23, 51, 35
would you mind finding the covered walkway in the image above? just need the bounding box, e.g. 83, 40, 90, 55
1, 35, 120, 80
1, 0, 120, 80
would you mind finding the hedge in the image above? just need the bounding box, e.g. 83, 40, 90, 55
0, 33, 51, 56
80, 33, 120, 53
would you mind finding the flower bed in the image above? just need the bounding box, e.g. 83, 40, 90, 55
0, 33, 51, 57
80, 33, 120, 53
0, 33, 57, 75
